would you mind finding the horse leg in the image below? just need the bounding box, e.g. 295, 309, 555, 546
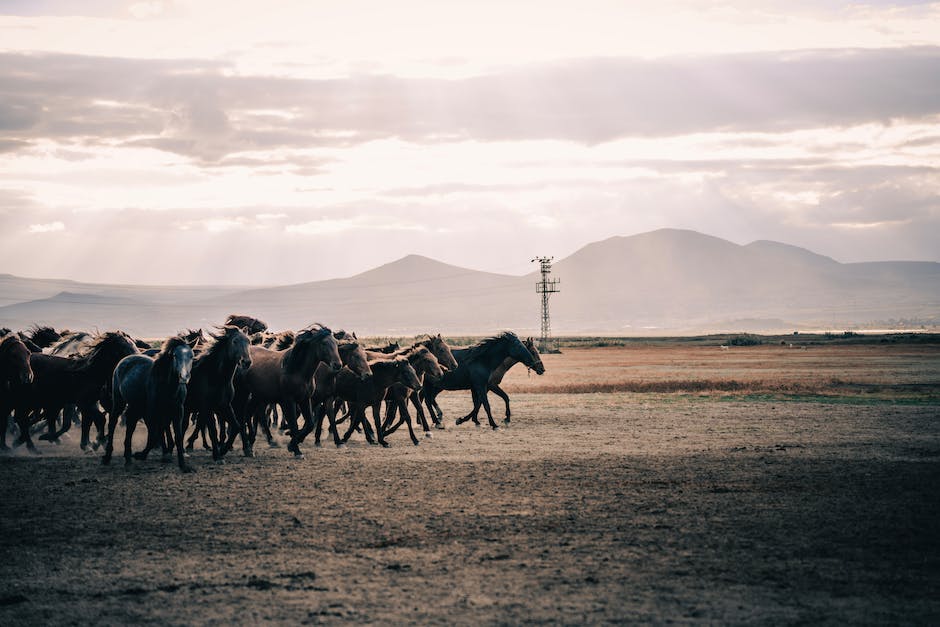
410, 393, 432, 436
78, 401, 102, 451
423, 390, 445, 428
208, 407, 229, 461
123, 408, 142, 466
372, 403, 389, 448
284, 401, 305, 458
259, 402, 278, 447
173, 407, 195, 473
397, 399, 420, 446
133, 416, 159, 461
102, 396, 126, 465
382, 399, 399, 433
456, 389, 482, 426
478, 385, 499, 430
489, 383, 511, 425
0, 408, 8, 450
341, 405, 364, 444
185, 410, 200, 450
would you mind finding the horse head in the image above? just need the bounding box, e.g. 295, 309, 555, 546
0, 335, 33, 386
426, 333, 457, 371
395, 358, 422, 392
503, 332, 540, 372
214, 325, 252, 371
410, 346, 443, 380
523, 337, 546, 375
338, 341, 372, 381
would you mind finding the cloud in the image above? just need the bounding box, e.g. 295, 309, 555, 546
284, 215, 425, 236
28, 220, 65, 233
1, 47, 939, 161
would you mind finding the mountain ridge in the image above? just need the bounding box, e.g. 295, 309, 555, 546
1, 229, 937, 336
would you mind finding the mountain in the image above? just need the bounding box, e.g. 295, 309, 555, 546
1, 229, 937, 336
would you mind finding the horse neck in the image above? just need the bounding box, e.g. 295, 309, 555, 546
489, 356, 516, 380
283, 342, 320, 379
202, 344, 238, 382
470, 340, 515, 370
368, 360, 400, 389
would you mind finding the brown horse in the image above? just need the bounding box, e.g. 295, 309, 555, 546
0, 335, 33, 450
334, 358, 422, 447
235, 325, 342, 457
25, 332, 139, 450
300, 339, 373, 448
366, 334, 457, 433
381, 345, 444, 443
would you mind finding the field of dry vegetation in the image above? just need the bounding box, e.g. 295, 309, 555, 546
1, 338, 937, 624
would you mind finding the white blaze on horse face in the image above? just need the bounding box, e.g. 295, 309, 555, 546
178, 347, 194, 384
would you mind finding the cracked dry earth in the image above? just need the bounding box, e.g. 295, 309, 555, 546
1, 393, 938, 625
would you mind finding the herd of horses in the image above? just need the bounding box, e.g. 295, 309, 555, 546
0, 316, 545, 472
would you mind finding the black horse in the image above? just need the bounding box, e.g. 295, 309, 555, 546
24, 331, 139, 450
103, 336, 194, 472
422, 332, 543, 430
184, 326, 252, 461
0, 335, 33, 450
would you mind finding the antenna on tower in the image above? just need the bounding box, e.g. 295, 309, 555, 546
532, 256, 560, 353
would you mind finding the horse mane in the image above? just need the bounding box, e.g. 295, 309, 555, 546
224, 314, 268, 334
282, 325, 332, 374
27, 325, 60, 347
198, 326, 241, 362
68, 331, 136, 372
462, 331, 520, 363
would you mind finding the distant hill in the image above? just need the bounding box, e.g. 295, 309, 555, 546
1, 229, 937, 336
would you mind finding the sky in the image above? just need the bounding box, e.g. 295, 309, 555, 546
1, 0, 939, 285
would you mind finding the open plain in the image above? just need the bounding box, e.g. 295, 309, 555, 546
1, 341, 939, 624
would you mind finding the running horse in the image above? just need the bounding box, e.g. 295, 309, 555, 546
24, 331, 139, 450
422, 332, 543, 430
183, 326, 252, 461
0, 334, 33, 450
103, 335, 194, 472
235, 324, 342, 458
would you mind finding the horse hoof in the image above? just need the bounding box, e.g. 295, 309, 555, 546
335, 441, 346, 449
380, 442, 390, 448
502, 419, 511, 427
185, 444, 194, 451
424, 432, 432, 439
412, 440, 420, 447
181, 465, 196, 474
267, 441, 280, 448
491, 425, 500, 431
434, 423, 445, 430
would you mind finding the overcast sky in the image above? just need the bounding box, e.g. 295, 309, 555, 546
1, 0, 938, 285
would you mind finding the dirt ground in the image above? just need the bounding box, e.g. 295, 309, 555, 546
1, 346, 939, 625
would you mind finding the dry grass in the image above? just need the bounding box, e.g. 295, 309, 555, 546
499, 344, 940, 399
